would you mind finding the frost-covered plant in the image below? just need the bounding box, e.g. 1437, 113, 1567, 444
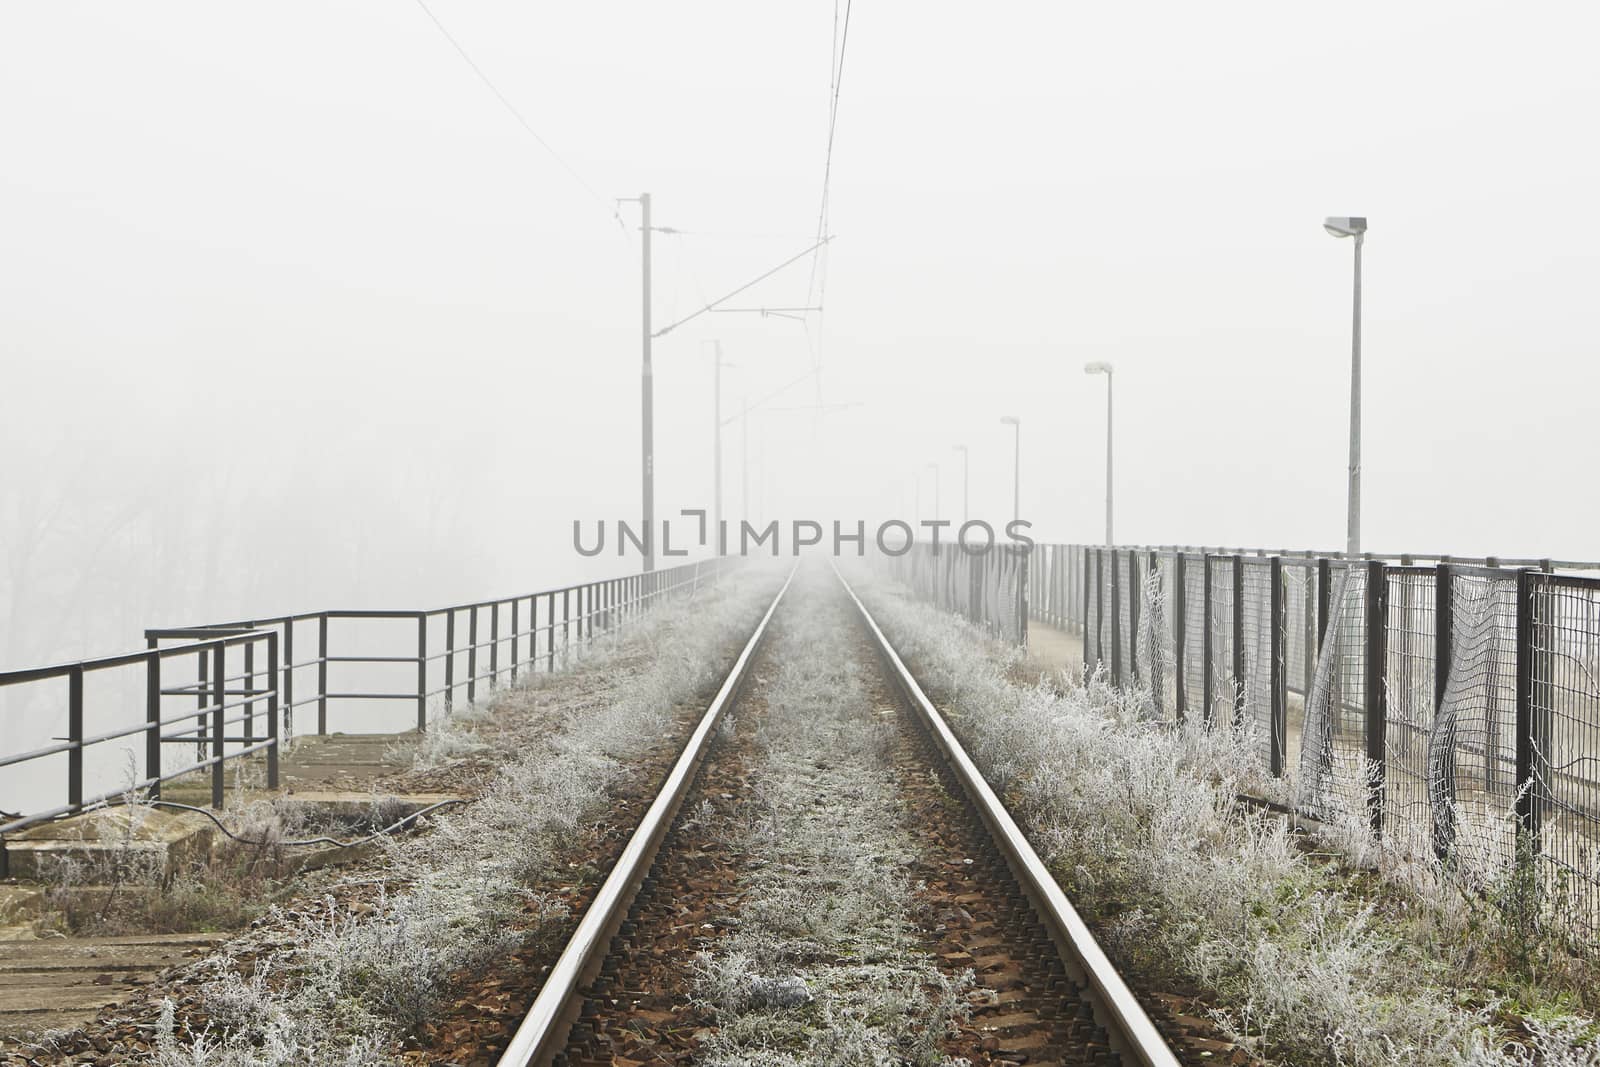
691, 578, 969, 1067
124, 565, 783, 1065
848, 566, 1598, 1067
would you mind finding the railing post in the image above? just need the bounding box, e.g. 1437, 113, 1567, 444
243, 640, 255, 746
1173, 553, 1187, 721
197, 643, 210, 759
511, 598, 519, 683
416, 613, 428, 732
490, 602, 500, 689
317, 614, 329, 735
546, 591, 557, 672
266, 633, 280, 790
211, 642, 225, 809
283, 621, 295, 740
1365, 558, 1388, 835
1232, 555, 1245, 727
562, 588, 571, 666
1202, 554, 1214, 725
67, 665, 85, 811
445, 609, 456, 712
1270, 556, 1286, 775
468, 606, 479, 704
145, 645, 161, 800
1433, 562, 1456, 860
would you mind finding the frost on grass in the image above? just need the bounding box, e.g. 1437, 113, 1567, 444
691, 584, 970, 1067
850, 568, 1600, 1067
126, 566, 781, 1067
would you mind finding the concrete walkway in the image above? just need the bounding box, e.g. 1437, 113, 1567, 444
0, 931, 224, 1036
1024, 619, 1085, 679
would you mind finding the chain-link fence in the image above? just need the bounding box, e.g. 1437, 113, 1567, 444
880, 542, 1029, 645
1037, 544, 1600, 941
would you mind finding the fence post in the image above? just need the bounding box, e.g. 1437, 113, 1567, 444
1127, 550, 1141, 687
1514, 568, 1545, 856
197, 643, 210, 761
416, 613, 428, 733
266, 633, 280, 790
1365, 559, 1388, 835
1109, 549, 1122, 686
317, 614, 329, 736
1433, 562, 1456, 859
1202, 554, 1214, 724
1174, 553, 1187, 721
1018, 547, 1030, 647
1270, 556, 1286, 775
1087, 549, 1099, 675
562, 589, 571, 666
211, 642, 225, 809
1232, 555, 1245, 726
145, 646, 161, 800
1316, 558, 1332, 658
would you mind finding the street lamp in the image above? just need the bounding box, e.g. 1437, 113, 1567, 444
1324, 215, 1367, 559
999, 416, 1020, 525
708, 341, 736, 552
952, 445, 969, 525
1084, 361, 1113, 545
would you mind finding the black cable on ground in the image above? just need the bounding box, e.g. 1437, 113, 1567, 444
102, 796, 471, 851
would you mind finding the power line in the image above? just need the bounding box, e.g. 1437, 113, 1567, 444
411, 0, 624, 233
805, 0, 854, 406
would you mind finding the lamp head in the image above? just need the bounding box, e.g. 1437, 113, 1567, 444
1083, 361, 1113, 376
953, 444, 967, 454
1324, 216, 1367, 238
1000, 415, 1020, 426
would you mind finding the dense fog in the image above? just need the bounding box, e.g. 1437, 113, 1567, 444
4, 0, 1600, 683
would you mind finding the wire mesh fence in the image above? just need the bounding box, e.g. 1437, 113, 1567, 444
883, 542, 1029, 645
1036, 544, 1600, 942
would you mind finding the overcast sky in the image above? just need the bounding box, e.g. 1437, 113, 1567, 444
4, 1, 1600, 666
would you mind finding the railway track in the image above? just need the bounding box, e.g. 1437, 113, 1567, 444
497, 562, 1180, 1067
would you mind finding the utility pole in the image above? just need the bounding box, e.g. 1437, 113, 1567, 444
712, 341, 726, 554
741, 395, 750, 527
639, 193, 655, 572
953, 445, 969, 525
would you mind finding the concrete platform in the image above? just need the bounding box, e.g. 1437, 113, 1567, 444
0, 931, 223, 1037
3, 808, 214, 882
156, 731, 419, 808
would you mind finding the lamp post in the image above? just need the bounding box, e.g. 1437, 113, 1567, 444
1324, 215, 1367, 559
1084, 361, 1113, 545
953, 445, 969, 525
1000, 416, 1020, 525
709, 341, 736, 553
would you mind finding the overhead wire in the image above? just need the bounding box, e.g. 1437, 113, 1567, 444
804, 0, 854, 407
410, 0, 627, 236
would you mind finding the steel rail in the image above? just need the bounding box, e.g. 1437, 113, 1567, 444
496, 565, 795, 1067
833, 564, 1181, 1067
